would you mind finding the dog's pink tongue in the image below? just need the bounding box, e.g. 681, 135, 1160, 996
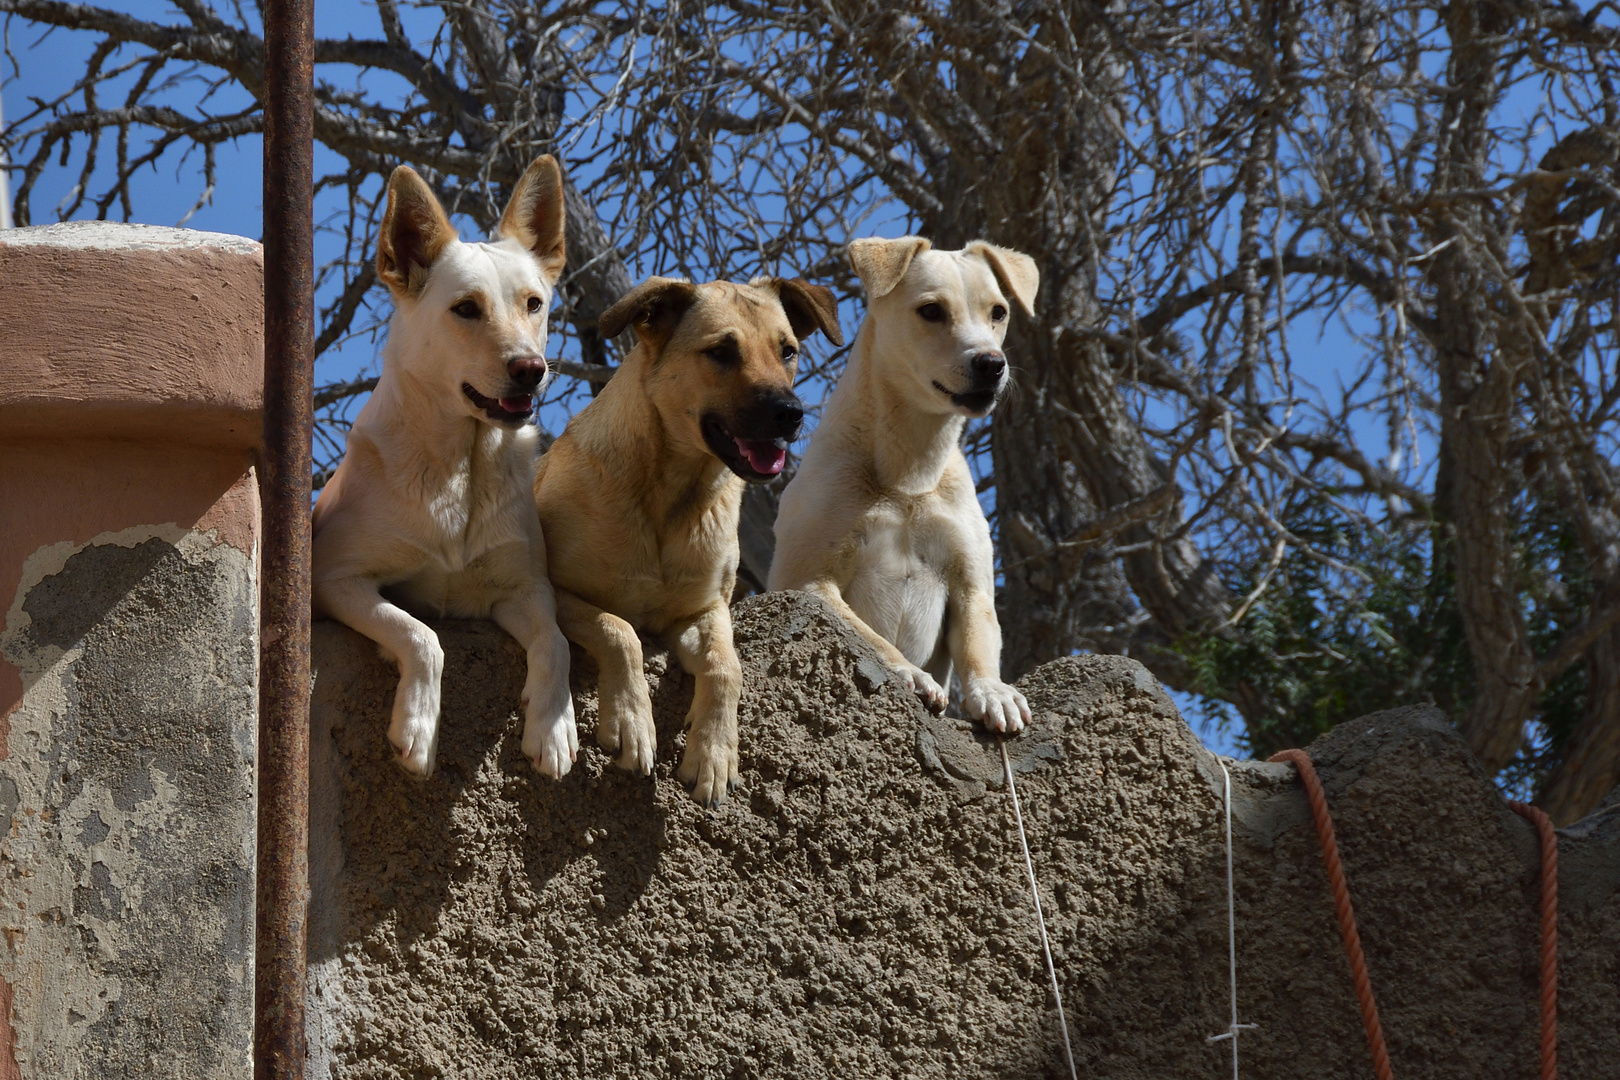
735, 438, 786, 476
499, 395, 532, 414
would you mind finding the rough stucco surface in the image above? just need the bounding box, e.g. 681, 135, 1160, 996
0, 526, 257, 1079
309, 591, 1620, 1079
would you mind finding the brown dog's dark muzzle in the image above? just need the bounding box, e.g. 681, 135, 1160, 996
700, 390, 805, 482
735, 390, 805, 442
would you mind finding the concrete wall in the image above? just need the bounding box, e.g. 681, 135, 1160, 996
307, 591, 1620, 1079
0, 222, 262, 1079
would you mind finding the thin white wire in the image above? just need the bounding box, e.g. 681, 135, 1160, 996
1206, 761, 1257, 1078
999, 737, 1079, 1080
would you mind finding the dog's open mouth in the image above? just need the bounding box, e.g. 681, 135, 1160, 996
462, 383, 534, 424
700, 414, 788, 481
933, 381, 999, 416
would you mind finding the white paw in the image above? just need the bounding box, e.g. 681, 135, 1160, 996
521, 657, 578, 778
389, 675, 441, 775
597, 681, 656, 775
523, 698, 578, 779
896, 663, 948, 713
963, 676, 1030, 734
678, 728, 739, 808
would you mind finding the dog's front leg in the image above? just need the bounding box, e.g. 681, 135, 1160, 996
315, 575, 446, 774
492, 586, 578, 779
668, 603, 742, 808
801, 580, 948, 714
553, 590, 655, 774
947, 583, 1030, 734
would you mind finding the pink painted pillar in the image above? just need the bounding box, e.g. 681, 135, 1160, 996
0, 221, 263, 1078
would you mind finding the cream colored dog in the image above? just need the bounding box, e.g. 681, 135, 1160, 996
312, 156, 577, 779
769, 237, 1037, 733
534, 275, 842, 806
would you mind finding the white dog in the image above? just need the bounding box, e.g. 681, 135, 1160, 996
769, 237, 1037, 733
312, 156, 577, 778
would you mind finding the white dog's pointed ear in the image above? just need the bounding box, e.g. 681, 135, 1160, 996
765, 278, 844, 347
376, 166, 458, 296
847, 236, 931, 301
497, 154, 567, 283
599, 277, 700, 353
966, 241, 1039, 316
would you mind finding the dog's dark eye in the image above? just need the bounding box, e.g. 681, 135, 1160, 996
526, 296, 542, 314
781, 343, 797, 362
451, 299, 481, 320
991, 304, 1008, 322
704, 339, 742, 366
917, 302, 945, 323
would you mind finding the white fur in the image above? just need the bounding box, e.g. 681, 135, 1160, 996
312, 169, 576, 777
770, 240, 1035, 733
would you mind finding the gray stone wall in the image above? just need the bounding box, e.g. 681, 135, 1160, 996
0, 526, 257, 1079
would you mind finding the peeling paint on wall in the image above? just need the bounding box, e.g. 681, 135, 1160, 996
0, 524, 255, 1080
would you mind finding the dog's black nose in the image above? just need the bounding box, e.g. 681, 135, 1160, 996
771, 395, 806, 433
738, 390, 806, 440
507, 356, 549, 388
970, 352, 1007, 384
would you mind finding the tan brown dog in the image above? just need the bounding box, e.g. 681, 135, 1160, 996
533, 276, 841, 805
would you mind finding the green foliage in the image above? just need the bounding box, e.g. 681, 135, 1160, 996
1177, 502, 1468, 758
1181, 494, 1594, 782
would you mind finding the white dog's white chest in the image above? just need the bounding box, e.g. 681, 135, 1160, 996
843, 507, 950, 667
392, 478, 535, 617
387, 537, 524, 617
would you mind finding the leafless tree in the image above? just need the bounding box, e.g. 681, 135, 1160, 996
616, 0, 1620, 820
5, 0, 1618, 820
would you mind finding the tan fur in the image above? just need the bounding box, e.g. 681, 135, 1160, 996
534, 275, 840, 806
770, 237, 1038, 733
964, 240, 1038, 315
313, 156, 578, 778
847, 235, 931, 301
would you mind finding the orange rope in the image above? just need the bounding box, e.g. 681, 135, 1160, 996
1271, 749, 1561, 1080
1508, 800, 1559, 1080
1269, 749, 1394, 1080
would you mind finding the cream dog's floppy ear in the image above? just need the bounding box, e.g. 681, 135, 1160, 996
847, 236, 932, 301
765, 278, 845, 347
965, 241, 1039, 316
497, 154, 567, 283
599, 277, 700, 352
376, 166, 458, 297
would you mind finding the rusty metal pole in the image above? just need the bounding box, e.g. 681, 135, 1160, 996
257, 0, 314, 1076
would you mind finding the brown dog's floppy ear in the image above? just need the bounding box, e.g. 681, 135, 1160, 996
847, 236, 931, 301
767, 278, 844, 347
965, 241, 1039, 316
376, 166, 458, 297
599, 277, 700, 352
497, 154, 567, 283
